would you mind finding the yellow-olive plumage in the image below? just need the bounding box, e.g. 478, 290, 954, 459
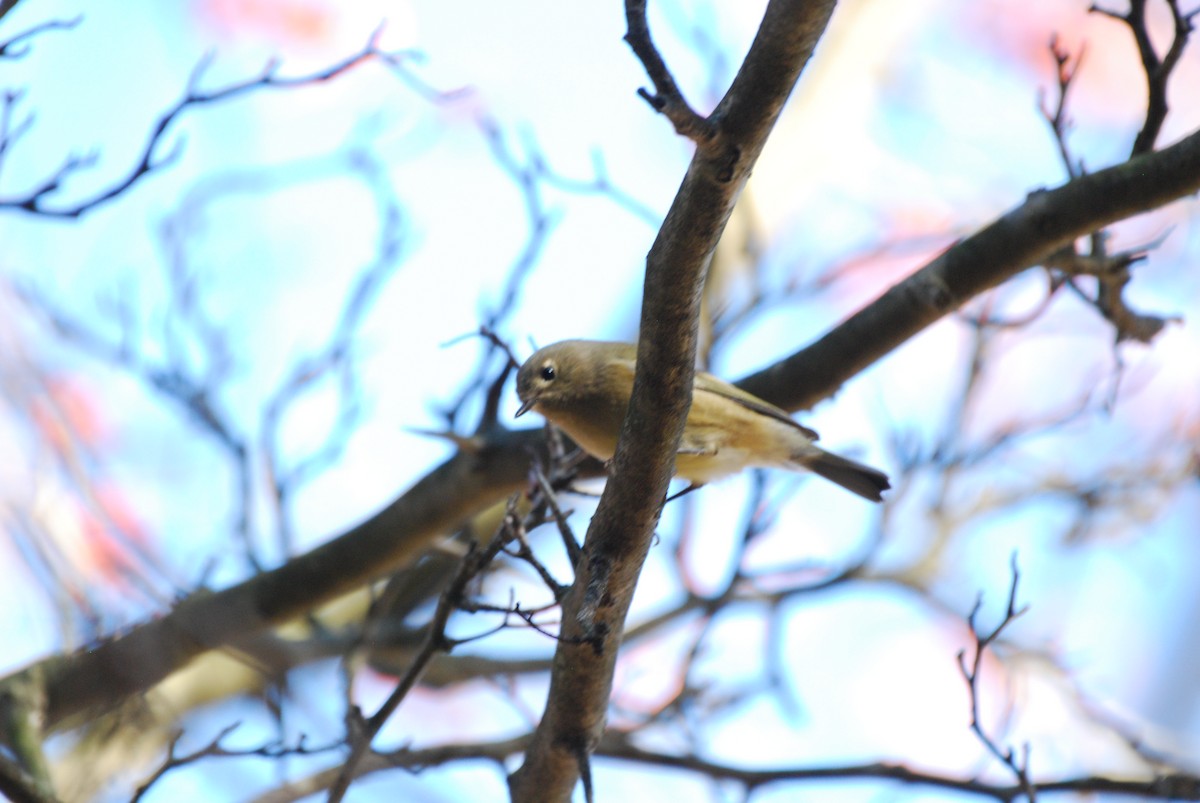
515, 339, 889, 502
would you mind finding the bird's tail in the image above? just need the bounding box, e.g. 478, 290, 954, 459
796, 447, 890, 502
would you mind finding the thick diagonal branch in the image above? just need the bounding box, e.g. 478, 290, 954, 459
737, 127, 1200, 410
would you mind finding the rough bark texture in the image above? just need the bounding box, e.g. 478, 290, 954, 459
508, 1, 840, 799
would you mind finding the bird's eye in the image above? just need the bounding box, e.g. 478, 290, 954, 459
540, 363, 556, 381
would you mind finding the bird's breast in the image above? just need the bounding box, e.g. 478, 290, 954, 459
537, 401, 623, 461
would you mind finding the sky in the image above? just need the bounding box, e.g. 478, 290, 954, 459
2, 0, 1200, 801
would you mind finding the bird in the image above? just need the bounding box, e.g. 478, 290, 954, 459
515, 339, 889, 502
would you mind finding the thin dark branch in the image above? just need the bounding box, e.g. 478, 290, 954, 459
956, 555, 1034, 799
1039, 35, 1086, 179
327, 501, 522, 802
597, 733, 1200, 802
0, 15, 80, 59
251, 735, 534, 803
2, 26, 397, 217
1044, 231, 1181, 343
259, 142, 407, 557
258, 724, 1200, 803
14, 276, 261, 568
475, 331, 520, 432
132, 725, 238, 803
623, 0, 716, 142
459, 599, 566, 644
132, 723, 340, 803
437, 327, 524, 432
1091, 0, 1199, 154
504, 522, 568, 600
532, 463, 583, 569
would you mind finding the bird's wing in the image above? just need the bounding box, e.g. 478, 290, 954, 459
692, 371, 820, 441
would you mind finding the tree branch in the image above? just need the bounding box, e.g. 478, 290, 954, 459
0, 15, 79, 59
30, 430, 541, 732
624, 0, 715, 142
1091, 0, 1198, 155
1, 27, 395, 218
737, 125, 1200, 410
597, 735, 1200, 802
508, 1, 837, 799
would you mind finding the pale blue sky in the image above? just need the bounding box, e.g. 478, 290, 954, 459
3, 1, 1199, 800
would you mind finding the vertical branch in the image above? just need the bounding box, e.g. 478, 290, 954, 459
508, 1, 838, 800
1091, 0, 1198, 155
957, 555, 1034, 799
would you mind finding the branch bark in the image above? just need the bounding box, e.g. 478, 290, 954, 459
738, 126, 1200, 410
508, 1, 838, 799
34, 426, 540, 732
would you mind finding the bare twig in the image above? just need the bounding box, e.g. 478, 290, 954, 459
504, 509, 569, 600
131, 723, 340, 803
2, 26, 399, 217
251, 734, 533, 803
0, 15, 80, 59
476, 334, 520, 433
1091, 0, 1199, 154
259, 143, 406, 558
1044, 232, 1181, 343
957, 555, 1034, 799
532, 463, 583, 568
597, 732, 1200, 802
1032, 26, 1180, 346
623, 0, 716, 142
327, 499, 522, 802
437, 327, 524, 432
256, 724, 1200, 803
1038, 35, 1086, 178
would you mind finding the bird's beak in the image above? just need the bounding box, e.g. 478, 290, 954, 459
515, 398, 537, 418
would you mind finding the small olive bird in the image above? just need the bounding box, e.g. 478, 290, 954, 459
515, 339, 889, 502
